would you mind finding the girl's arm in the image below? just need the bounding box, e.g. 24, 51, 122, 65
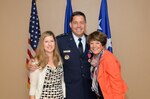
29, 95, 35, 99
29, 69, 39, 99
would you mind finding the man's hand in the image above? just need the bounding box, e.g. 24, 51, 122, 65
27, 59, 38, 71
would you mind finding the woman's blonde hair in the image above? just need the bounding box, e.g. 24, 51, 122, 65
35, 31, 62, 68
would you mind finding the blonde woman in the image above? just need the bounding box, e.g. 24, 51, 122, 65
29, 31, 66, 99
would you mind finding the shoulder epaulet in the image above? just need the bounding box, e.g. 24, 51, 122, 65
57, 33, 68, 38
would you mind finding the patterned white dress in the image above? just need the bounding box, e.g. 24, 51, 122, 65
40, 66, 63, 99
29, 64, 65, 99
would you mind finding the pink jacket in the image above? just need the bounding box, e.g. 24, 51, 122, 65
98, 50, 127, 99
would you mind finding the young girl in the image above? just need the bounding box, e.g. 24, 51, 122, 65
29, 31, 65, 99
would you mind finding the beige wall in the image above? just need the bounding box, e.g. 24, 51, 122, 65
0, 0, 150, 99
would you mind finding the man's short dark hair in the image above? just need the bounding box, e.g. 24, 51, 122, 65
70, 11, 86, 22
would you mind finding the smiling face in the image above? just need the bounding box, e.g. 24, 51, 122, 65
88, 31, 107, 55
70, 15, 86, 37
43, 35, 55, 54
90, 40, 103, 55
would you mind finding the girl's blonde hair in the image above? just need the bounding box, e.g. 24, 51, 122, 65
35, 31, 62, 68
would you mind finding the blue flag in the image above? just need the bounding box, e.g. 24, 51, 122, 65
64, 0, 73, 34
98, 0, 113, 52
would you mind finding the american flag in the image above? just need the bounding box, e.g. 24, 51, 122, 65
26, 0, 41, 86
98, 0, 113, 52
27, 0, 41, 63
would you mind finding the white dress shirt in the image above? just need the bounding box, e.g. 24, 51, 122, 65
72, 33, 86, 52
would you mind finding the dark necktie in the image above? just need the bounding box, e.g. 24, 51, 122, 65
78, 38, 83, 54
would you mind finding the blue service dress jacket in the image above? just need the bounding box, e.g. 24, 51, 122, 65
56, 33, 97, 99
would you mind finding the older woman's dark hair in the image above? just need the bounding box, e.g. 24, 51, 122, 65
88, 31, 107, 46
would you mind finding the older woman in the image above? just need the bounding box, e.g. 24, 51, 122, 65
88, 31, 127, 99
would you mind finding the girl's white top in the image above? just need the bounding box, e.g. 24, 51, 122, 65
29, 63, 66, 99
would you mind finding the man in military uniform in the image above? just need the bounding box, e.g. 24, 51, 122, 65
56, 11, 97, 99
